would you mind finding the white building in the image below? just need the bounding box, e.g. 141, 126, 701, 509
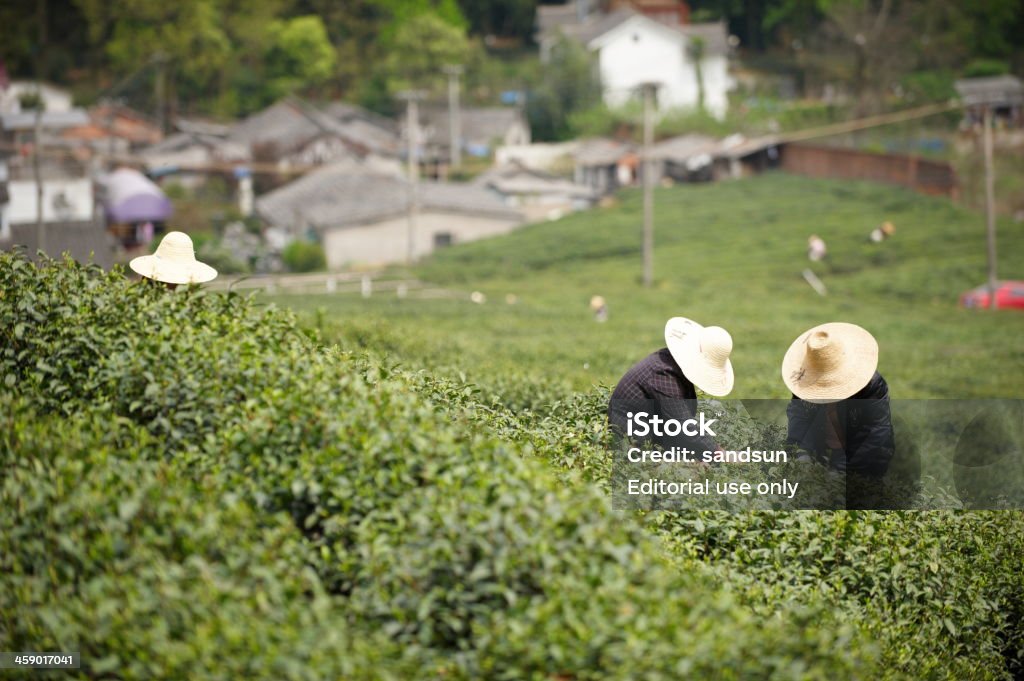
538, 6, 734, 118
256, 159, 524, 269
0, 81, 73, 114
0, 109, 110, 267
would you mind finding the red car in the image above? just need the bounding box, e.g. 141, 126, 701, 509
960, 281, 1024, 309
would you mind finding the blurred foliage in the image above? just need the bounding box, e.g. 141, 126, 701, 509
963, 58, 1012, 78
1, 0, 1021, 126
379, 13, 472, 96
566, 97, 843, 143
526, 35, 602, 141
281, 240, 326, 272
263, 15, 336, 100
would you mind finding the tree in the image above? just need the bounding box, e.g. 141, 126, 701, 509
526, 35, 602, 141
456, 0, 537, 42
264, 15, 336, 99
75, 0, 231, 110
378, 12, 471, 96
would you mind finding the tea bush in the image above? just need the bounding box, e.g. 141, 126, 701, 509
373, 353, 1024, 678
0, 252, 879, 678
0, 397, 413, 680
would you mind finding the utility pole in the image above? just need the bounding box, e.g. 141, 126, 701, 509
640, 82, 657, 288
442, 65, 463, 172
34, 104, 45, 256
398, 90, 425, 265
982, 105, 998, 309
154, 52, 167, 135
34, 0, 48, 257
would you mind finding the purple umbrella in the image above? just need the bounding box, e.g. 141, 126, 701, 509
102, 168, 173, 223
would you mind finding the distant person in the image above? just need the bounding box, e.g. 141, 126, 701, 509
129, 231, 218, 289
590, 295, 608, 322
781, 322, 894, 483
807, 234, 827, 262
608, 317, 734, 453
869, 221, 896, 243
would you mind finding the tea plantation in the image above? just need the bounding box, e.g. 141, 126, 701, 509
2, 173, 1023, 678
291, 173, 1024, 401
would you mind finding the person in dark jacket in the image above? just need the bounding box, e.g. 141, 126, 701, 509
781, 322, 895, 484
608, 317, 734, 454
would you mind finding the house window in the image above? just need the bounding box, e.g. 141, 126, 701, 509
433, 232, 453, 249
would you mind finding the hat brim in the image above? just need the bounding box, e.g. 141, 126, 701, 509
665, 317, 735, 397
781, 322, 878, 403
129, 255, 218, 285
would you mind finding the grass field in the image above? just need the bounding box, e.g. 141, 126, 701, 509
273, 172, 1024, 400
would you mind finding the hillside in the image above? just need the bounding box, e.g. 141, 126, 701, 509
2, 200, 1023, 676
284, 172, 1024, 399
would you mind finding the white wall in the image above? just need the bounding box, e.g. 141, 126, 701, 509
0, 82, 72, 114
598, 20, 689, 108
594, 18, 732, 118
7, 178, 94, 225
323, 211, 522, 268
698, 55, 732, 119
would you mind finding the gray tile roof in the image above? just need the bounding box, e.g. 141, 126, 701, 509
139, 131, 219, 155
227, 97, 400, 158
574, 138, 635, 166
256, 159, 521, 231
475, 162, 597, 199
417, 106, 526, 148
680, 22, 729, 57
174, 118, 230, 137
571, 8, 637, 44
954, 75, 1024, 107
227, 99, 323, 152
1, 109, 90, 131
649, 133, 717, 161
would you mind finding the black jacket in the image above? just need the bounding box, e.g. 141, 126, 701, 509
607, 348, 715, 453
786, 371, 894, 477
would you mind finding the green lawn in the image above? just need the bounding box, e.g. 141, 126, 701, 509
273, 172, 1024, 399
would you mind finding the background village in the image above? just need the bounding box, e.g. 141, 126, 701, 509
1, 0, 1022, 301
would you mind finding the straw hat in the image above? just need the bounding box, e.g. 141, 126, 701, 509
664, 317, 735, 397
782, 322, 878, 402
129, 231, 217, 285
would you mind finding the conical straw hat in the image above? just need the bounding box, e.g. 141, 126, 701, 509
781, 322, 878, 402
664, 317, 735, 397
129, 231, 218, 285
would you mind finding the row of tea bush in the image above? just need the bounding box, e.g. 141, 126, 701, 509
2, 252, 881, 679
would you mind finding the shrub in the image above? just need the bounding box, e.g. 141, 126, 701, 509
0, 397, 413, 680
962, 59, 1011, 78
0, 251, 882, 678
281, 240, 326, 272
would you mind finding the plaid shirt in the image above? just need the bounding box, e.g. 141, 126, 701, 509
607, 348, 715, 452
610, 348, 696, 401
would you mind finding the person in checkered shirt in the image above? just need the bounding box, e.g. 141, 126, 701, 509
608, 317, 735, 453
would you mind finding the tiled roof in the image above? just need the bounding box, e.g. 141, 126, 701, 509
256, 159, 521, 231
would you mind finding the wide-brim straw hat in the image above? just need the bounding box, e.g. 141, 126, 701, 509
129, 231, 217, 285
664, 317, 735, 397
782, 322, 878, 402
